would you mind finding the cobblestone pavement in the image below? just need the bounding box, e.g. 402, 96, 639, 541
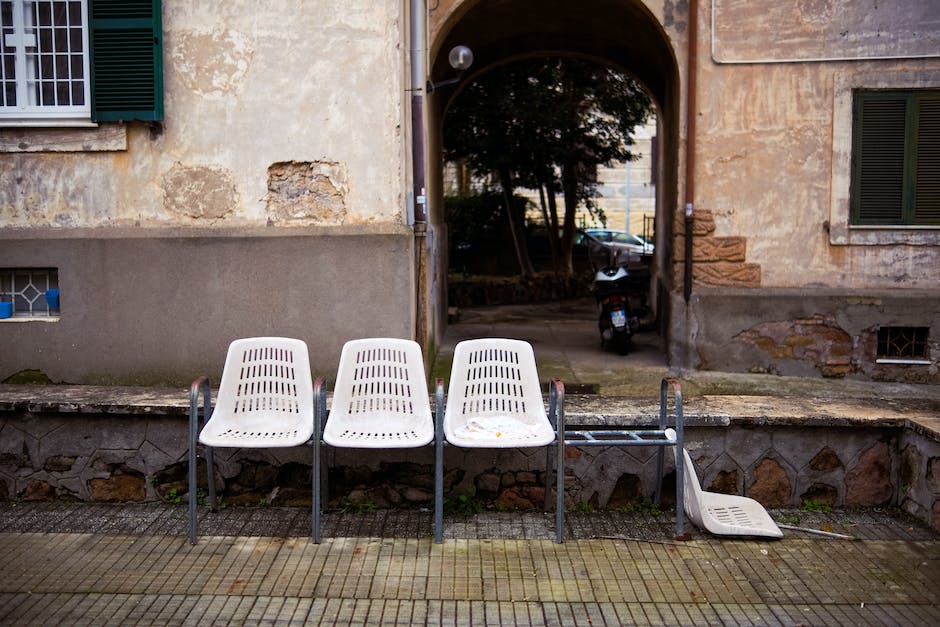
0, 503, 937, 625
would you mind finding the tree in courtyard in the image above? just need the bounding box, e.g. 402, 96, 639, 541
444, 56, 653, 276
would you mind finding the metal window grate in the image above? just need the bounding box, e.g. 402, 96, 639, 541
1, 0, 90, 117
877, 326, 929, 360
0, 268, 59, 317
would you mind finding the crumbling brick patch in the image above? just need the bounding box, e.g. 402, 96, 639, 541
266, 160, 348, 224
735, 314, 854, 378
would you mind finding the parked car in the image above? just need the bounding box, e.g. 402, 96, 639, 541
581, 229, 653, 255
575, 228, 653, 269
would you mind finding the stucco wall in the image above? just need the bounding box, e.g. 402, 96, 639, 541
681, 287, 940, 383
0, 228, 415, 385
0, 2, 417, 383
2, 1, 408, 229
690, 1, 940, 291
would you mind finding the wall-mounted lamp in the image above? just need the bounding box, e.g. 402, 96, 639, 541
427, 45, 474, 93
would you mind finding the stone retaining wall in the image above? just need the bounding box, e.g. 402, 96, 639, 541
1, 409, 938, 532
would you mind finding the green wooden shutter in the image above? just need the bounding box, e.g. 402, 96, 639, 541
90, 0, 163, 122
914, 98, 940, 225
852, 96, 906, 225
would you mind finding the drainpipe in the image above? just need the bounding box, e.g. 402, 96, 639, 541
410, 0, 429, 347
410, 0, 427, 226
683, 0, 698, 303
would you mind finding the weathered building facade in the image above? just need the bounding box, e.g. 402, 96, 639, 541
1, 0, 938, 385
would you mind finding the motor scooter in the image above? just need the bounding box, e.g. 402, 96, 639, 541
593, 251, 641, 354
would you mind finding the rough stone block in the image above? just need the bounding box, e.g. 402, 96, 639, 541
845, 441, 893, 507
674, 236, 747, 263
747, 457, 792, 506
809, 447, 843, 472
22, 479, 55, 501
607, 473, 643, 507
690, 262, 762, 287
87, 474, 146, 502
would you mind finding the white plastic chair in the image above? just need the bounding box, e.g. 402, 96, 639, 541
437, 338, 565, 543
316, 338, 435, 542
665, 429, 783, 538
188, 337, 320, 544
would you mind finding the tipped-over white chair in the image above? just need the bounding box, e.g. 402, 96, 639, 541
665, 429, 783, 538
316, 338, 435, 542
189, 337, 320, 544
437, 338, 565, 543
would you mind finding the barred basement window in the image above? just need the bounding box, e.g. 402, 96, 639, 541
876, 326, 930, 364
0, 268, 59, 318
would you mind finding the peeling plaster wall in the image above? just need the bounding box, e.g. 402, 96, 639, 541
693, 1, 940, 290
0, 2, 413, 383
1, 1, 406, 228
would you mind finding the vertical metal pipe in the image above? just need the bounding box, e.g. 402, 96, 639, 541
434, 379, 445, 544
410, 0, 427, 225
684, 0, 699, 302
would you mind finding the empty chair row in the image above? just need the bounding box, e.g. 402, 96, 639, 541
188, 336, 565, 545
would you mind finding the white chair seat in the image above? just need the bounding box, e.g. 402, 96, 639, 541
323, 338, 434, 448
199, 337, 315, 448
445, 413, 555, 447
666, 428, 782, 538
443, 338, 555, 448
189, 337, 318, 545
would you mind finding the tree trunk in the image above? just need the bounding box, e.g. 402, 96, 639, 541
498, 166, 535, 277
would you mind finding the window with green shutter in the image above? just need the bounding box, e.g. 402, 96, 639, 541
851, 90, 940, 226
90, 0, 162, 122
0, 0, 162, 125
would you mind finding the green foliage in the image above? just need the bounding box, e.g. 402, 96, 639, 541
615, 502, 664, 516
801, 499, 832, 513
443, 56, 654, 274
338, 499, 377, 514
162, 488, 182, 506
443, 492, 483, 516
571, 501, 595, 513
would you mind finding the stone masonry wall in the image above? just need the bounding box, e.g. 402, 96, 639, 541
2, 411, 938, 532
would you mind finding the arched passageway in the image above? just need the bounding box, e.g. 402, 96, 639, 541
425, 0, 682, 359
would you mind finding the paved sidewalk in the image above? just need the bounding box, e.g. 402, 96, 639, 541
0, 503, 937, 625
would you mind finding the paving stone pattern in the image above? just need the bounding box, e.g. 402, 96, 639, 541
0, 503, 937, 625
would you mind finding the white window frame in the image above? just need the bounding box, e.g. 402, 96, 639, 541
829, 69, 940, 246
0, 0, 92, 126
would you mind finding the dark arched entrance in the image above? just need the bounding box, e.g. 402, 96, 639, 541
425, 0, 681, 359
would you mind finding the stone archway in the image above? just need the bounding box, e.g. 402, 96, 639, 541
424, 0, 683, 358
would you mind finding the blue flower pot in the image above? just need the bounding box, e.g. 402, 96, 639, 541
45, 289, 59, 310
0, 302, 12, 319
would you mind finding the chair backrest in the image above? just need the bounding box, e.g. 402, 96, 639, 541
216, 337, 314, 430
325, 338, 433, 446
444, 338, 547, 433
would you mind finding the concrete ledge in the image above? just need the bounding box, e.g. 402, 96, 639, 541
1, 385, 936, 437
